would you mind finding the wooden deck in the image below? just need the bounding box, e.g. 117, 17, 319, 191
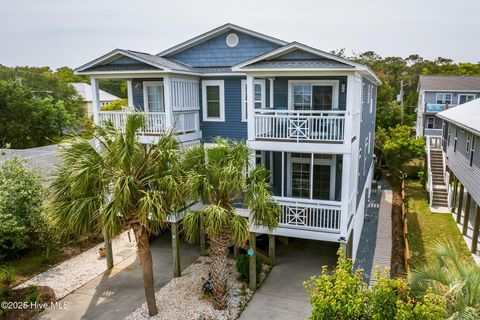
369, 185, 392, 282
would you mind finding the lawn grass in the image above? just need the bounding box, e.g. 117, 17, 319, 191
2, 238, 100, 286
405, 179, 472, 270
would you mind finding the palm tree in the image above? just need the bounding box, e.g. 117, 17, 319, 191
182, 138, 280, 310
411, 241, 480, 319
47, 115, 185, 316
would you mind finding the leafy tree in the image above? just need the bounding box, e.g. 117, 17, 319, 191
101, 99, 128, 111
0, 81, 75, 148
376, 125, 424, 184
98, 79, 127, 99
0, 158, 46, 259
47, 115, 186, 316
304, 251, 446, 320
411, 241, 480, 319
182, 138, 280, 310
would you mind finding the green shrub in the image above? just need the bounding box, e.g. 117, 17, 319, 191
304, 251, 446, 320
0, 266, 15, 288
374, 167, 383, 180
235, 253, 262, 283
24, 285, 41, 303
101, 99, 127, 111
0, 158, 46, 258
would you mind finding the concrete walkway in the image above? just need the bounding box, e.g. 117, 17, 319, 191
38, 233, 199, 320
240, 239, 338, 320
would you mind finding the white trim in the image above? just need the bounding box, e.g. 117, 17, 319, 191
127, 80, 134, 106
287, 80, 339, 110
426, 116, 435, 129
76, 49, 169, 73
202, 80, 225, 122
143, 81, 165, 112
90, 78, 100, 125
423, 89, 480, 93
157, 23, 288, 56
269, 78, 274, 108
458, 93, 476, 105
232, 42, 381, 85
435, 92, 453, 104
241, 79, 266, 122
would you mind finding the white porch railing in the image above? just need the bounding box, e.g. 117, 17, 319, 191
99, 111, 167, 134
274, 196, 341, 232
424, 128, 443, 137
426, 136, 433, 206
253, 109, 346, 142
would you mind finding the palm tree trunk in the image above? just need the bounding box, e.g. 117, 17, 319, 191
134, 225, 158, 316
208, 230, 230, 310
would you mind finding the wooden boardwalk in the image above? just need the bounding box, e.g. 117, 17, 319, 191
369, 185, 392, 283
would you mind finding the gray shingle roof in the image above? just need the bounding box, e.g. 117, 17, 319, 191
246, 59, 353, 69
419, 75, 480, 91
437, 98, 480, 135
126, 50, 192, 72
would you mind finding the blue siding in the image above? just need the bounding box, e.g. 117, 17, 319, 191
200, 77, 247, 142
168, 31, 281, 67
131, 78, 163, 111
357, 78, 377, 207
110, 56, 141, 64
274, 50, 323, 61
273, 77, 348, 110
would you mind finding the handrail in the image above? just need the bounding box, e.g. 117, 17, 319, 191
273, 196, 342, 208
426, 136, 433, 206
254, 109, 346, 115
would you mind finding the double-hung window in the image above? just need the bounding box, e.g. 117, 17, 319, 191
470, 136, 476, 167
143, 81, 165, 112
290, 80, 339, 111
426, 116, 435, 129
454, 127, 458, 153
458, 94, 475, 105
436, 93, 452, 105
466, 132, 472, 153
202, 80, 225, 121
241, 79, 265, 122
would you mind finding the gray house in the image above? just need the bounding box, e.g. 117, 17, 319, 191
74, 24, 380, 262
416, 75, 480, 138
438, 99, 480, 256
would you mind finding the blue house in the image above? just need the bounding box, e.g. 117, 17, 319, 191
75, 24, 380, 260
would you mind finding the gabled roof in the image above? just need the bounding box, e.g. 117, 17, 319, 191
157, 23, 288, 57
231, 42, 381, 84
75, 48, 193, 74
437, 98, 480, 136
418, 75, 480, 91
70, 83, 120, 102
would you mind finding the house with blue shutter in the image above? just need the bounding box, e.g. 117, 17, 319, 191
75, 24, 380, 259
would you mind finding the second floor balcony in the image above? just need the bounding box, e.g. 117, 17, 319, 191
252, 109, 346, 143
425, 103, 454, 113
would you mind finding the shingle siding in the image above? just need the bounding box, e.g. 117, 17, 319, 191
357, 78, 376, 207
168, 31, 281, 67
446, 123, 480, 205
200, 77, 247, 142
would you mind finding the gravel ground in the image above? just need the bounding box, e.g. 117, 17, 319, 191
16, 230, 137, 299
126, 256, 253, 320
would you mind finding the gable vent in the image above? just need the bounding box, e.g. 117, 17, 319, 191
226, 33, 239, 48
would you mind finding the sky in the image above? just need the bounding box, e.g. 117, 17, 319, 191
0, 0, 479, 69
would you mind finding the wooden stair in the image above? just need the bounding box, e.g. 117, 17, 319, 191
429, 148, 448, 207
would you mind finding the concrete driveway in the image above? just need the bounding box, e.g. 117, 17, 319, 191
240, 238, 338, 320
37, 233, 199, 320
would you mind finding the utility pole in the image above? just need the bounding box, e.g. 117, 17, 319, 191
397, 80, 405, 125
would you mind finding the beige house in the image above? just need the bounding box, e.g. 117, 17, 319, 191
70, 82, 120, 117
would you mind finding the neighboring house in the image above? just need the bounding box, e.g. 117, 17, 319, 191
437, 99, 480, 255
70, 82, 120, 117
416, 75, 480, 138
74, 24, 380, 260
418, 76, 480, 211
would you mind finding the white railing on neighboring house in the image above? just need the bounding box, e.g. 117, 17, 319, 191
253, 109, 346, 142
424, 128, 443, 137
99, 111, 166, 134
274, 196, 342, 233
426, 136, 433, 206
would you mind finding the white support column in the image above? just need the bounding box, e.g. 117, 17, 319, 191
309, 153, 314, 200
127, 80, 134, 107
269, 78, 274, 108
340, 153, 352, 237
164, 76, 173, 129
246, 75, 255, 141
281, 151, 285, 197
90, 77, 101, 125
